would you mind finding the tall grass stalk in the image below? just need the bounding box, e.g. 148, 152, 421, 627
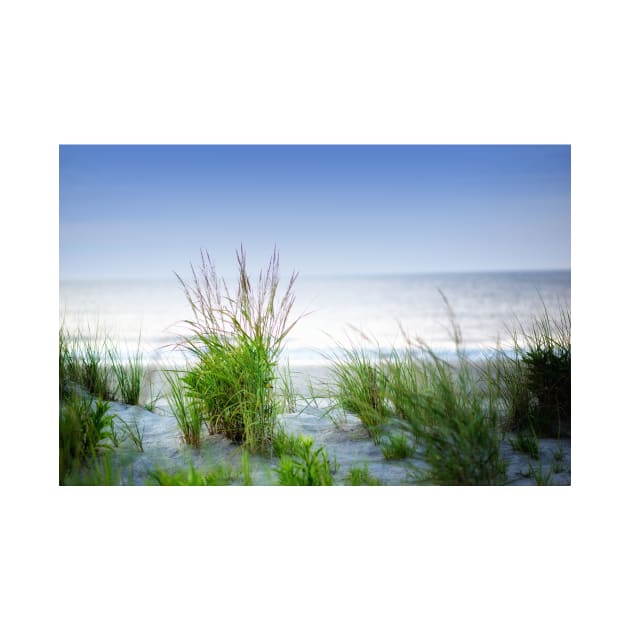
109, 336, 145, 405
143, 371, 162, 412
175, 247, 302, 452
276, 362, 298, 413
119, 417, 145, 452
164, 369, 203, 448
241, 450, 253, 485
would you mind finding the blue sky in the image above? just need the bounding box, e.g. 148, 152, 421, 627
59, 145, 570, 279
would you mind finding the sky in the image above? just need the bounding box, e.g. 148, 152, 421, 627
59, 145, 570, 279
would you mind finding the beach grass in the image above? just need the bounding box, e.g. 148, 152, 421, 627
485, 303, 570, 438
109, 336, 145, 405
78, 326, 114, 399
175, 246, 302, 452
59, 263, 569, 486
271, 426, 305, 458
148, 463, 236, 486
275, 362, 298, 413
528, 462, 553, 485
63, 452, 124, 486
509, 430, 540, 460
276, 436, 333, 485
59, 324, 114, 399
393, 351, 507, 485
326, 293, 509, 484
118, 417, 145, 452
329, 344, 390, 441
345, 464, 382, 486
380, 432, 415, 460
241, 450, 253, 485
59, 395, 119, 484
164, 369, 204, 448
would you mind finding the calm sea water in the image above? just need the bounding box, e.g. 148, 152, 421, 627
59, 271, 570, 366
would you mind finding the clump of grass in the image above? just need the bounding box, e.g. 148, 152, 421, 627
329, 344, 389, 441
391, 298, 507, 485
64, 452, 123, 486
79, 326, 114, 399
164, 369, 203, 448
521, 306, 570, 437
271, 426, 305, 458
60, 325, 114, 399
509, 430, 540, 460
345, 465, 382, 486
399, 357, 506, 485
380, 432, 415, 460
483, 348, 530, 433
382, 348, 424, 420
109, 337, 145, 405
148, 463, 236, 486
175, 247, 302, 452
59, 395, 119, 484
276, 436, 333, 485
486, 304, 570, 438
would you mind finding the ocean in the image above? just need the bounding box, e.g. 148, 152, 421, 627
59, 270, 570, 367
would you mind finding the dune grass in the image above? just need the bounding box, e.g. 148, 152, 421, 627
276, 436, 334, 485
275, 362, 298, 413
328, 295, 508, 485
329, 344, 390, 441
509, 430, 540, 460
175, 247, 302, 453
59, 395, 119, 484
59, 324, 114, 399
271, 426, 305, 458
59, 326, 71, 399
148, 463, 236, 486
60, 324, 154, 409
78, 326, 114, 399
59, 265, 569, 486
392, 349, 507, 486
345, 464, 382, 486
380, 432, 415, 460
63, 452, 124, 486
329, 347, 507, 483
164, 369, 204, 448
485, 304, 570, 438
528, 462, 553, 485
118, 417, 145, 452
109, 336, 145, 405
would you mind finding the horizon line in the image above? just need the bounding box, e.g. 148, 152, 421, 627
60, 267, 571, 282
